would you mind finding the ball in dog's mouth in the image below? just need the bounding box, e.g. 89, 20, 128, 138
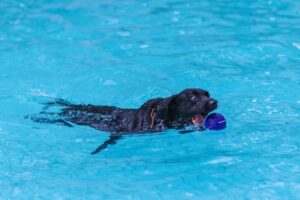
192, 114, 204, 126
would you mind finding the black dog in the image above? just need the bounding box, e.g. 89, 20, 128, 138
30, 88, 217, 153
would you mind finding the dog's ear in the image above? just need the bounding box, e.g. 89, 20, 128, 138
156, 95, 177, 121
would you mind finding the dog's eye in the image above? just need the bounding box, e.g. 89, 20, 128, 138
191, 96, 197, 102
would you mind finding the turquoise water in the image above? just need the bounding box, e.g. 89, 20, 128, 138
1, 0, 300, 199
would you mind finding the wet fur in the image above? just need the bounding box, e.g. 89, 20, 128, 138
30, 88, 217, 153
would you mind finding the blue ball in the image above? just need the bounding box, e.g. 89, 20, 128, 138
204, 113, 226, 130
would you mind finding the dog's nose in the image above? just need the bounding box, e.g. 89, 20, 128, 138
208, 99, 217, 105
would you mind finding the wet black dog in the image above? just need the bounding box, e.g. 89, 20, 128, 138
30, 88, 217, 153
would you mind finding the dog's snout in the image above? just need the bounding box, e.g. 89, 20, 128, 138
208, 99, 217, 105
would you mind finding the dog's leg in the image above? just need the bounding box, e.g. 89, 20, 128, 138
91, 134, 122, 154
179, 130, 195, 134
179, 125, 206, 134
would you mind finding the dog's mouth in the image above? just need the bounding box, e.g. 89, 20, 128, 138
191, 113, 207, 126
191, 99, 218, 126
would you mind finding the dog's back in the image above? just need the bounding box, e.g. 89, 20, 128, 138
30, 99, 141, 132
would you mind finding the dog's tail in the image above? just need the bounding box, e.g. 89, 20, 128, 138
26, 98, 74, 127
42, 98, 72, 108
28, 114, 73, 127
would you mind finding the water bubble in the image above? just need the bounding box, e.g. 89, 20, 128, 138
172, 17, 179, 22
265, 71, 271, 75
75, 139, 83, 143
103, 80, 117, 86
292, 43, 300, 50
205, 156, 235, 165
179, 30, 185, 35
276, 144, 298, 153
117, 31, 131, 37
144, 170, 154, 175
139, 44, 149, 49
185, 192, 194, 197
121, 44, 132, 50
269, 17, 275, 21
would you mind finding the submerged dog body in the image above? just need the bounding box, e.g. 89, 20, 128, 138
34, 88, 217, 133
31, 88, 218, 153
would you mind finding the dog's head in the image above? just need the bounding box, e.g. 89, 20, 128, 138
157, 89, 218, 126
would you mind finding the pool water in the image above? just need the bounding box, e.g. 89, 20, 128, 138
1, 0, 300, 199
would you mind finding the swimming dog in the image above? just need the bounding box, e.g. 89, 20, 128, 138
30, 88, 217, 153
